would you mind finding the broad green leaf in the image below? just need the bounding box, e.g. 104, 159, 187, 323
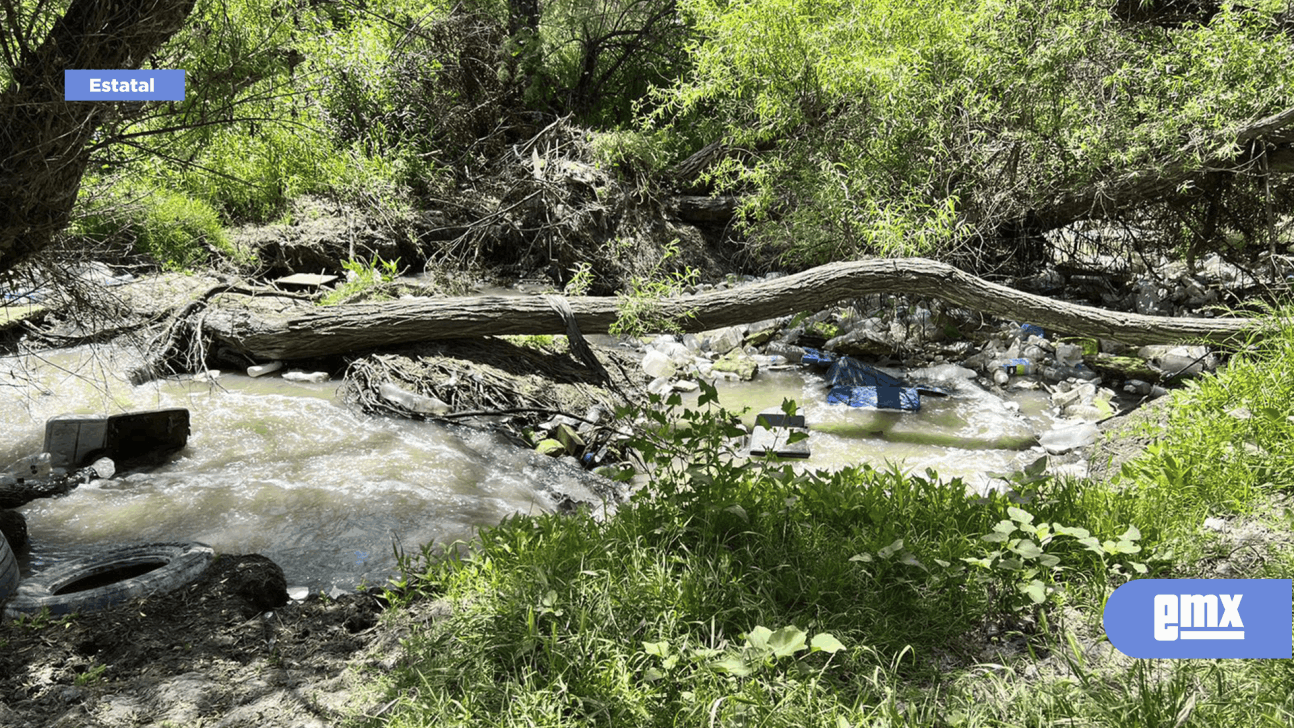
710, 655, 753, 676
1038, 554, 1061, 568
1024, 456, 1048, 477
878, 539, 904, 558
898, 552, 927, 570
724, 504, 749, 522
1008, 507, 1034, 524
644, 667, 665, 682
1012, 540, 1043, 559
768, 625, 808, 658
849, 553, 874, 563
1024, 580, 1048, 604
981, 532, 1009, 543
1056, 524, 1090, 539
1120, 525, 1142, 542
1131, 562, 1149, 574
811, 632, 846, 654
787, 431, 809, 444
643, 640, 671, 657
993, 520, 1017, 535
745, 625, 773, 651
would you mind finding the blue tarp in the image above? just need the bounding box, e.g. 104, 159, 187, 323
801, 347, 836, 367
826, 386, 922, 411
826, 357, 908, 388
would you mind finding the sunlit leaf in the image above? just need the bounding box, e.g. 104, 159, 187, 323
811, 632, 846, 654
768, 625, 808, 658
710, 655, 753, 676
878, 539, 904, 558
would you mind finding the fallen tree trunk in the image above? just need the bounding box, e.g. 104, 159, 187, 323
201, 258, 1261, 360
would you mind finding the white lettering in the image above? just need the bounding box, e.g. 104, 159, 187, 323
90, 79, 101, 92
1156, 594, 1245, 641
1155, 594, 1178, 641
1219, 594, 1244, 629
1181, 594, 1218, 628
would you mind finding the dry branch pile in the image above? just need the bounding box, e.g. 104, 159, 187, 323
340, 338, 644, 430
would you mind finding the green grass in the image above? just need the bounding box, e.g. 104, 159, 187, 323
346, 308, 1294, 728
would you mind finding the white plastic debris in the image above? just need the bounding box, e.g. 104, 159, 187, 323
247, 361, 284, 377
283, 370, 330, 383
378, 382, 450, 414
1039, 422, 1099, 454
193, 369, 222, 383
641, 350, 676, 379
89, 457, 115, 479
4, 452, 52, 480
1055, 342, 1084, 367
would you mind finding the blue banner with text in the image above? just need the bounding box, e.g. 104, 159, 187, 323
1104, 579, 1292, 658
64, 70, 185, 101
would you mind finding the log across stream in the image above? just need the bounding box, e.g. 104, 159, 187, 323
197, 258, 1259, 362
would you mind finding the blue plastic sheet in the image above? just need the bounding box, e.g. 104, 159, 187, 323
826, 357, 908, 388
826, 385, 921, 411
801, 348, 836, 367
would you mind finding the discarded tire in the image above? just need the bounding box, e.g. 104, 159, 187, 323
0, 531, 18, 603
4, 542, 215, 619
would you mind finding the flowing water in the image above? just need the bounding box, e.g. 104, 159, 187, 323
1, 346, 612, 593
1, 344, 1058, 593
692, 366, 1058, 484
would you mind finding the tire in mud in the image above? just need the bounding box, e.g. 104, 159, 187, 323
0, 531, 18, 602
4, 542, 215, 619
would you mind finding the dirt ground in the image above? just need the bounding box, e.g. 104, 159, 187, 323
0, 553, 420, 727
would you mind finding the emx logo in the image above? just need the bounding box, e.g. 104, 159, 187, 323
1104, 579, 1291, 658
1154, 593, 1244, 641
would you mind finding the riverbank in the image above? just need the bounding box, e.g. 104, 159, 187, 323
353, 306, 1294, 726
2, 262, 1292, 726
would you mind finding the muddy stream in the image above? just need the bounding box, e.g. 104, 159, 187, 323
1, 345, 1058, 594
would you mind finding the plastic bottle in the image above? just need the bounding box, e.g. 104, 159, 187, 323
247, 361, 284, 377
1000, 358, 1034, 376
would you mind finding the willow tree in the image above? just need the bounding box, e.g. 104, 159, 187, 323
656, 0, 1294, 271
0, 0, 197, 274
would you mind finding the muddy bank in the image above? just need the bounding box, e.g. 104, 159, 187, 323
0, 554, 396, 728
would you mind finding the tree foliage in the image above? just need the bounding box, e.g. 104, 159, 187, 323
657, 0, 1294, 269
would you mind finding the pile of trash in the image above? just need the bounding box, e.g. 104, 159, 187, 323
638, 324, 796, 395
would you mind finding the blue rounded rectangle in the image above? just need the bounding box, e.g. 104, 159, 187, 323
1104, 579, 1292, 658
64, 70, 185, 101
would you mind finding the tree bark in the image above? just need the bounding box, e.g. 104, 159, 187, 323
0, 0, 196, 272
202, 258, 1259, 360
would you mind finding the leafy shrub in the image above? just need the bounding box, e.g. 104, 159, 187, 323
72, 183, 235, 270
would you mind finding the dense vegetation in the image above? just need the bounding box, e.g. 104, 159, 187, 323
7, 3, 1294, 724
356, 310, 1294, 727
6, 0, 1294, 274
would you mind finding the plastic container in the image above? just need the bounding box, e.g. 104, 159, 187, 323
1055, 343, 1084, 367
641, 350, 676, 379
247, 361, 283, 378
1000, 358, 1034, 376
